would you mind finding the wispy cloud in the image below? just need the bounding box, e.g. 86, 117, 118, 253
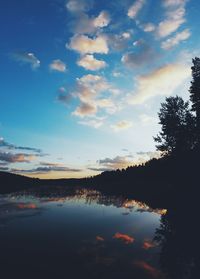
156, 0, 188, 38
0, 138, 48, 166
11, 166, 81, 174
39, 162, 64, 167
66, 0, 92, 13
121, 41, 156, 68
128, 62, 190, 104
141, 22, 156, 32
111, 120, 133, 132
161, 28, 190, 49
0, 151, 36, 163
12, 52, 40, 69
128, 0, 146, 19
139, 114, 157, 125
163, 0, 188, 8
98, 155, 134, 170
0, 167, 9, 171
78, 118, 104, 128
88, 167, 111, 172
136, 151, 161, 161
0, 137, 42, 153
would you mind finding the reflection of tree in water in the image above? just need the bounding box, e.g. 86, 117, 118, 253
18, 186, 166, 215
154, 203, 200, 279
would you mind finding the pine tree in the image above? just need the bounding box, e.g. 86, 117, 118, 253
154, 96, 195, 155
189, 57, 200, 146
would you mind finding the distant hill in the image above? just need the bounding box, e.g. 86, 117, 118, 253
0, 171, 40, 194
0, 171, 85, 194
1, 150, 199, 208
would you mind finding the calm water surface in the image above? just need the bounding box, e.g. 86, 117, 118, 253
0, 187, 167, 279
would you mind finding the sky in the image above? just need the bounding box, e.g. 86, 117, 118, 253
0, 0, 200, 178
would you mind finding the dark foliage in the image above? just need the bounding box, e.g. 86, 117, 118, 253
189, 57, 200, 146
154, 96, 196, 155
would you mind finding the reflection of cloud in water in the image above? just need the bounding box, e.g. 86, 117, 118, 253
122, 212, 130, 215
134, 261, 160, 278
113, 232, 134, 244
96, 236, 104, 242
142, 240, 157, 250
123, 200, 167, 215
13, 187, 167, 215
17, 203, 37, 209
0, 199, 42, 227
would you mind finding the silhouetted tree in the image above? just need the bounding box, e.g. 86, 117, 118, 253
189, 57, 200, 147
154, 96, 195, 155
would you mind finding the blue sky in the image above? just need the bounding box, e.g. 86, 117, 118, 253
0, 0, 200, 178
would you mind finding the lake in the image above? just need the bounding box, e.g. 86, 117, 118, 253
0, 186, 168, 279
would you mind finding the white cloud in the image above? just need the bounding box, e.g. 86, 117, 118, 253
128, 0, 146, 19
96, 98, 119, 114
112, 71, 122, 78
122, 42, 155, 68
78, 74, 102, 83
73, 101, 97, 117
161, 28, 190, 49
95, 151, 161, 171
76, 74, 109, 101
142, 23, 156, 32
157, 8, 186, 38
66, 0, 91, 13
129, 63, 190, 104
77, 54, 107, 70
111, 120, 133, 132
13, 52, 40, 69
139, 114, 157, 125
122, 32, 131, 39
133, 39, 144, 46
49, 59, 67, 72
136, 151, 161, 162
71, 74, 112, 117
70, 11, 110, 34
56, 71, 122, 121
106, 32, 131, 51
69, 74, 122, 120
68, 35, 108, 54
93, 11, 110, 28
0, 151, 36, 163
77, 75, 115, 97
156, 0, 188, 38
78, 118, 104, 128
98, 155, 134, 170
163, 0, 188, 8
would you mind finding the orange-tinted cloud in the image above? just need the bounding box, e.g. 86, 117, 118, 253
113, 232, 134, 244
134, 261, 160, 278
142, 240, 156, 250
96, 236, 104, 242
0, 152, 36, 163
17, 203, 37, 209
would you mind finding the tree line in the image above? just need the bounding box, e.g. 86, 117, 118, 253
154, 57, 200, 156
